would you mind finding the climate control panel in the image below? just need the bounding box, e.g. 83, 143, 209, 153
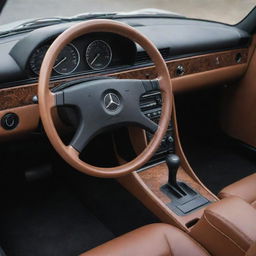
140, 90, 175, 165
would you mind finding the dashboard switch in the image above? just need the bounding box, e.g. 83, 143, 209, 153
176, 65, 185, 76
32, 95, 38, 104
1, 113, 19, 130
235, 53, 242, 63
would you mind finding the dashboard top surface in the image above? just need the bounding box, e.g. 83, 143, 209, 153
0, 17, 251, 87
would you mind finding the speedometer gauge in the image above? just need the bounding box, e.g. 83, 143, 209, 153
53, 44, 80, 75
85, 40, 112, 70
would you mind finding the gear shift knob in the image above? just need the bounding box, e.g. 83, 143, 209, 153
166, 154, 180, 187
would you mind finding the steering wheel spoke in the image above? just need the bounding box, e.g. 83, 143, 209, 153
141, 79, 160, 93
138, 114, 159, 133
53, 91, 64, 106
69, 122, 93, 153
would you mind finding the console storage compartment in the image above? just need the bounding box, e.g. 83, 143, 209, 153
190, 197, 256, 256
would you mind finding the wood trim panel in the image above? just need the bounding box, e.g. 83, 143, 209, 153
0, 48, 248, 111
0, 105, 39, 139
168, 48, 247, 77
0, 84, 37, 111
138, 164, 216, 226
139, 164, 215, 205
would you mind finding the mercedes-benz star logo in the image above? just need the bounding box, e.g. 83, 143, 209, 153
104, 93, 121, 112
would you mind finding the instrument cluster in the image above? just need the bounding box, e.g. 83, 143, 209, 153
28, 33, 136, 77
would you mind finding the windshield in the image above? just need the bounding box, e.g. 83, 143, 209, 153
0, 0, 255, 25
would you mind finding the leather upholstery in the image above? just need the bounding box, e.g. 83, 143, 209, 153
80, 223, 210, 256
190, 197, 256, 256
218, 173, 256, 208
246, 242, 256, 256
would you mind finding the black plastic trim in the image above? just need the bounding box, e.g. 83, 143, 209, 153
237, 7, 256, 34
161, 182, 211, 216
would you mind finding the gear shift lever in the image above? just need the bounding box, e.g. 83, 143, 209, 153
166, 154, 187, 197
161, 154, 209, 214
166, 154, 180, 186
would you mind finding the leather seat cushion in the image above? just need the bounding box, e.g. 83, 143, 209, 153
218, 173, 256, 208
80, 223, 210, 256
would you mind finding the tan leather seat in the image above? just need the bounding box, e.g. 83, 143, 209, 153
247, 242, 256, 256
218, 173, 256, 208
80, 223, 210, 256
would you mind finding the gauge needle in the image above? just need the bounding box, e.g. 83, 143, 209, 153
53, 57, 67, 69
90, 53, 100, 65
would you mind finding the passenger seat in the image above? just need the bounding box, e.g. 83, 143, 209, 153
218, 173, 256, 208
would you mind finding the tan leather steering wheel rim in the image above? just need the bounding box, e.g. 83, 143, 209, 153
38, 19, 173, 178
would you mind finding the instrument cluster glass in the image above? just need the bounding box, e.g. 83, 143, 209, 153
29, 39, 113, 76
85, 40, 112, 70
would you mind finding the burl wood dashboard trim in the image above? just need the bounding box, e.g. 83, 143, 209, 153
0, 48, 248, 111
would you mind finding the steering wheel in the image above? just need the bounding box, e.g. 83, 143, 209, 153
38, 19, 173, 178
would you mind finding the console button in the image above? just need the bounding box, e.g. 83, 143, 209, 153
166, 136, 174, 144
1, 113, 19, 130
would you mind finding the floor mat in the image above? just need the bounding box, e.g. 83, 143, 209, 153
0, 180, 114, 256
64, 170, 159, 236
181, 135, 256, 194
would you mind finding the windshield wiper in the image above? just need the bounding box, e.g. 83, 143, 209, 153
0, 13, 118, 36
14, 17, 70, 30
15, 13, 119, 29
0, 10, 185, 37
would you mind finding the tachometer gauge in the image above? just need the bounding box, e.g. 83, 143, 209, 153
53, 44, 80, 75
29, 43, 80, 75
29, 45, 50, 75
85, 40, 112, 70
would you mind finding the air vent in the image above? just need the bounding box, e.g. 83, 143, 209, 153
135, 48, 170, 64
135, 51, 150, 63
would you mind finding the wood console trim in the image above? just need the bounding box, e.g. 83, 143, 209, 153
0, 48, 248, 111
138, 164, 214, 204
118, 102, 218, 232
139, 164, 216, 227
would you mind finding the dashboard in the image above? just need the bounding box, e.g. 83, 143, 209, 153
0, 17, 252, 140
0, 17, 251, 87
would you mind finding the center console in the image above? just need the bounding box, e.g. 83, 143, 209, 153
140, 90, 175, 165
119, 94, 218, 233
139, 90, 210, 216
